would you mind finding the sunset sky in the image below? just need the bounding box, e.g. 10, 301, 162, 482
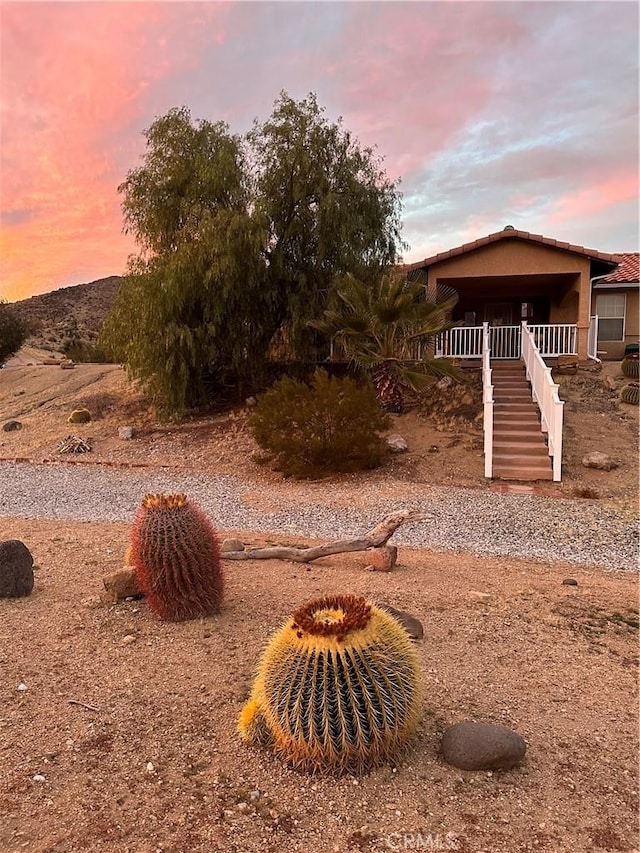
1, 1, 638, 302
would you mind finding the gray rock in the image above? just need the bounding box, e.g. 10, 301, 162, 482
2, 420, 22, 432
581, 452, 618, 471
0, 539, 34, 598
441, 721, 526, 771
386, 434, 408, 453
118, 426, 135, 440
379, 604, 424, 640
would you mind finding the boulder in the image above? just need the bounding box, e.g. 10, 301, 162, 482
102, 567, 142, 602
2, 420, 22, 432
386, 434, 408, 453
441, 721, 526, 771
221, 538, 245, 553
0, 540, 34, 598
364, 545, 397, 572
379, 604, 424, 640
581, 452, 618, 471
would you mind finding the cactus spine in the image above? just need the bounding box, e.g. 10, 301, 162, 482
130, 493, 223, 621
620, 383, 639, 405
238, 593, 424, 774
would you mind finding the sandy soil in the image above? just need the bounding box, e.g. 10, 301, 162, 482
0, 358, 637, 506
0, 358, 638, 853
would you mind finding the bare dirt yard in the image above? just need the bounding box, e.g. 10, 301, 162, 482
0, 357, 638, 853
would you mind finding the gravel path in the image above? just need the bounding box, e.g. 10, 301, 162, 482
1, 461, 637, 570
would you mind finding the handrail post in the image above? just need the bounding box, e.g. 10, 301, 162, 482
482, 322, 493, 479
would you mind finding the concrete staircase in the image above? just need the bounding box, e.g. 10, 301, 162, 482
491, 361, 553, 481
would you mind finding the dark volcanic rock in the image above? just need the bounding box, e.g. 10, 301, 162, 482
0, 539, 34, 598
440, 721, 526, 771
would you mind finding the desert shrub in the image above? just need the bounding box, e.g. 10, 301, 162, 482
67, 408, 91, 424
249, 369, 391, 477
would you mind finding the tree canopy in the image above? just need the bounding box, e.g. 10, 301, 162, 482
100, 93, 405, 415
0, 300, 29, 365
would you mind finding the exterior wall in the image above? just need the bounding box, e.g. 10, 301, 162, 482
428, 240, 592, 358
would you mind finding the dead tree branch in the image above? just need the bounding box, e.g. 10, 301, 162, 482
222, 510, 425, 563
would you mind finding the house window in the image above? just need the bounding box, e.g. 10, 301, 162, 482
596, 293, 626, 341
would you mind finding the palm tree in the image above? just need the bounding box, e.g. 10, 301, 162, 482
310, 270, 461, 412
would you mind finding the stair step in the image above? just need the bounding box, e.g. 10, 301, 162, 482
494, 401, 537, 409
493, 444, 549, 458
492, 465, 553, 481
494, 431, 544, 442
494, 415, 541, 423
493, 417, 542, 436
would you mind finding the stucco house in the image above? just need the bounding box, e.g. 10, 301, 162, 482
592, 252, 639, 360
405, 226, 624, 361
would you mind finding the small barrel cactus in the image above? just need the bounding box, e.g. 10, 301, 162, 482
621, 354, 639, 380
130, 493, 223, 621
620, 383, 639, 405
68, 408, 91, 424
238, 593, 424, 774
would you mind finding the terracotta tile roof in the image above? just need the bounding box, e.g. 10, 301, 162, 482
596, 252, 639, 284
404, 226, 623, 271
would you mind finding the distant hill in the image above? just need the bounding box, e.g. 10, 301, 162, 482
11, 276, 122, 358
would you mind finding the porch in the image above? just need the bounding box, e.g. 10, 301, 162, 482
433, 318, 599, 361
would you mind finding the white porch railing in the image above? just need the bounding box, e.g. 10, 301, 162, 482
481, 322, 494, 479
434, 325, 483, 358
521, 321, 564, 482
490, 325, 521, 359
436, 323, 579, 360
529, 324, 576, 356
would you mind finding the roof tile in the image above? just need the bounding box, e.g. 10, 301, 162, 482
597, 252, 639, 284
404, 227, 622, 271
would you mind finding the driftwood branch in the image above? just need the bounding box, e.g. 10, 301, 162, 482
222, 510, 425, 563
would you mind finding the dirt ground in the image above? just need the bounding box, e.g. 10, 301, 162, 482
0, 356, 637, 507
0, 356, 638, 853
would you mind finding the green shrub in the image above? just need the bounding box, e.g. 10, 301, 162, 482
249, 369, 391, 478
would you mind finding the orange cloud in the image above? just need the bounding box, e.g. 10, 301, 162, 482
0, 3, 229, 301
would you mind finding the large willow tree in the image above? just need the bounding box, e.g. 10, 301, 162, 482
100, 94, 404, 416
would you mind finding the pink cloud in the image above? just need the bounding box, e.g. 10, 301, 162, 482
548, 172, 639, 225
0, 2, 230, 300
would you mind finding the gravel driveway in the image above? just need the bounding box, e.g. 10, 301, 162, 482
1, 461, 637, 570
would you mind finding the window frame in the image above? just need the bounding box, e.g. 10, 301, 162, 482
596, 292, 626, 342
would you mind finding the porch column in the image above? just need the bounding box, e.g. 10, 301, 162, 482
576, 272, 590, 359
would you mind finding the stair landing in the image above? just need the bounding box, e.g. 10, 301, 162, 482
491, 362, 553, 481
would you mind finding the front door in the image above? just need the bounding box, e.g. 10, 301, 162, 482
484, 303, 513, 326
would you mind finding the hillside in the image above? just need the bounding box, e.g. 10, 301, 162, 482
11, 276, 122, 356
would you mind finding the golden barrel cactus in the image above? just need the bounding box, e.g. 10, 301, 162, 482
130, 493, 223, 621
238, 594, 424, 774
